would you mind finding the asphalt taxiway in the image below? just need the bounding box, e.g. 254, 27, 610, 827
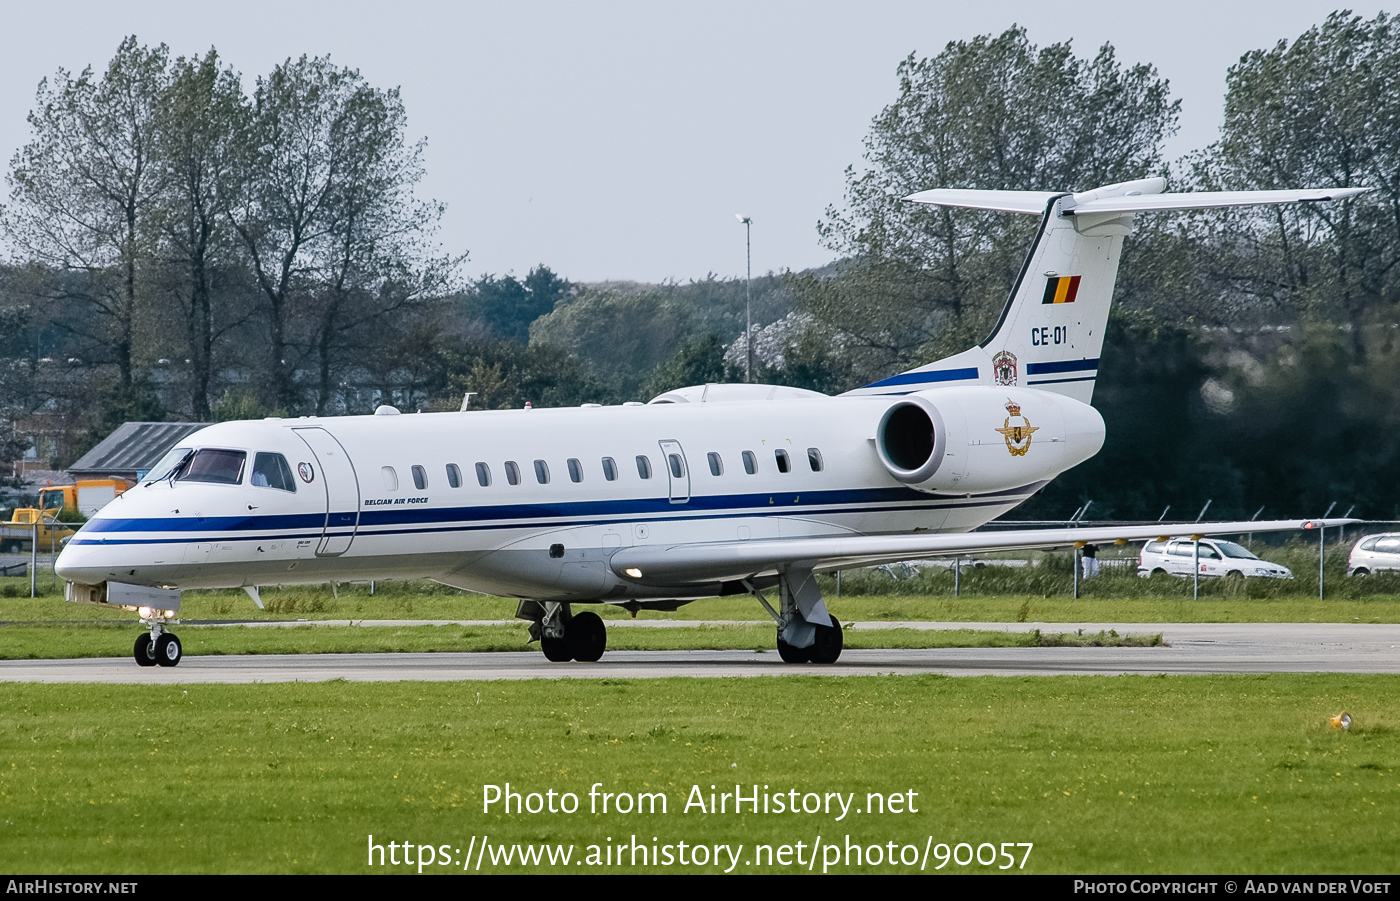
0, 621, 1395, 683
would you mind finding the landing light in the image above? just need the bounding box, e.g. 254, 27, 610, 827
138, 607, 152, 618
624, 568, 643, 579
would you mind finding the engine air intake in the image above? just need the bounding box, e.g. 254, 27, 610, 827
876, 397, 946, 483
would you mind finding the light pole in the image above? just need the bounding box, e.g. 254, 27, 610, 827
735, 214, 752, 382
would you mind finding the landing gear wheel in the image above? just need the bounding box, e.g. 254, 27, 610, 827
568, 612, 607, 663
776, 635, 811, 663
541, 636, 572, 662
154, 632, 182, 667
134, 634, 157, 667
809, 617, 844, 664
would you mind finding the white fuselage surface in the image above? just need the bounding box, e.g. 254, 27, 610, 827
54, 387, 1104, 603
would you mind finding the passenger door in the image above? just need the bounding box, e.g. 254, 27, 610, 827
657, 439, 690, 504
293, 427, 361, 556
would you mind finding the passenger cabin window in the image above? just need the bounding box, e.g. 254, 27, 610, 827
567, 458, 583, 483
742, 450, 757, 475
534, 460, 550, 484
251, 453, 296, 492
707, 452, 723, 476
807, 448, 824, 472
177, 449, 246, 485
382, 466, 399, 491
668, 453, 685, 479
475, 462, 491, 487
411, 465, 428, 490
505, 461, 521, 486
446, 464, 462, 488
774, 449, 791, 473
602, 457, 618, 481
636, 455, 653, 479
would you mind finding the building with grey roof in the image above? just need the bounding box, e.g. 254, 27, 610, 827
67, 422, 208, 482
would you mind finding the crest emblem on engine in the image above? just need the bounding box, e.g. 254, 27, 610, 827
992, 350, 1018, 386
995, 399, 1038, 456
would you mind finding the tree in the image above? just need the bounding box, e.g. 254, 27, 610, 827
150, 49, 255, 421
642, 333, 733, 398
460, 265, 572, 341
528, 288, 694, 398
225, 55, 454, 414
1190, 11, 1400, 337
4, 37, 171, 395
436, 337, 609, 410
798, 27, 1179, 385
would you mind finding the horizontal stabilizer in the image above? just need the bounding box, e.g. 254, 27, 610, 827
1066, 187, 1370, 215
610, 519, 1358, 586
903, 189, 1062, 214
904, 184, 1369, 215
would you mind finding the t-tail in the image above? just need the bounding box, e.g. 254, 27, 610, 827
843, 177, 1367, 404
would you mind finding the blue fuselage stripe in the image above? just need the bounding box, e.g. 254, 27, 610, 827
861, 367, 979, 389
1025, 358, 1099, 375
1026, 375, 1097, 385
71, 482, 1049, 546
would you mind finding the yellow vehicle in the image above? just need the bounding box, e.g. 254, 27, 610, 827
38, 479, 131, 517
0, 507, 76, 554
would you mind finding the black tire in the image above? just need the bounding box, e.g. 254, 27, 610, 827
776, 635, 810, 663
568, 612, 607, 663
134, 634, 157, 667
808, 617, 844, 664
154, 632, 182, 667
1353, 568, 1370, 577
541, 635, 572, 662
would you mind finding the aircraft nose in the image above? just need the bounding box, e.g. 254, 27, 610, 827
54, 541, 101, 585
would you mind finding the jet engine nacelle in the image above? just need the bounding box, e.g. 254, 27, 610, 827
875, 386, 1105, 494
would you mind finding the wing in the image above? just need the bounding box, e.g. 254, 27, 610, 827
609, 518, 1356, 585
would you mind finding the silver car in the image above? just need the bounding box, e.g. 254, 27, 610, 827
1348, 533, 1400, 576
1138, 538, 1292, 580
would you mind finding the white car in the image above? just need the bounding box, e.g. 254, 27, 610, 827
1348, 533, 1400, 576
1138, 538, 1292, 580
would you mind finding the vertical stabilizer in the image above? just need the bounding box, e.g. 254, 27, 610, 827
845, 177, 1165, 403
845, 178, 1365, 404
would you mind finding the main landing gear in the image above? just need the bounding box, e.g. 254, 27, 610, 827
752, 568, 844, 665
522, 601, 608, 663
776, 617, 844, 664
133, 611, 182, 667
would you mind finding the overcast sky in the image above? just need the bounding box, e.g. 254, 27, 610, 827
0, 1, 1386, 283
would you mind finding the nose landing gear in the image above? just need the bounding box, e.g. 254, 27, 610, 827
133, 610, 182, 667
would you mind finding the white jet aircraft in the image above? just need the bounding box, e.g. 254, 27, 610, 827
55, 177, 1364, 667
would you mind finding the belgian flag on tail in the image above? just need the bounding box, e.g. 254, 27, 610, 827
1042, 275, 1081, 304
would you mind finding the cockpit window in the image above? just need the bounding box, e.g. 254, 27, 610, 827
145, 447, 193, 484
250, 453, 296, 492
177, 449, 247, 484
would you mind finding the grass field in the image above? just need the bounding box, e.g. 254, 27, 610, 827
2, 553, 1396, 875
0, 675, 1394, 874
